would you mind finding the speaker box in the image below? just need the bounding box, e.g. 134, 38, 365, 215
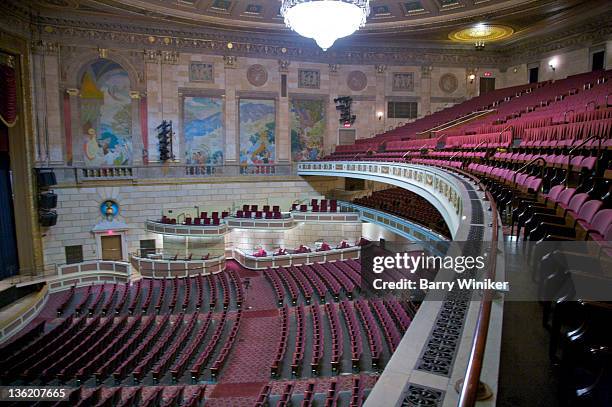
39, 210, 57, 227
39, 192, 57, 209
36, 170, 57, 187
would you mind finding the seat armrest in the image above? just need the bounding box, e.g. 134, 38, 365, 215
535, 213, 566, 225
544, 234, 575, 241
541, 223, 576, 238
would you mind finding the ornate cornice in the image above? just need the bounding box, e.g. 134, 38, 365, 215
1, 1, 610, 69
16, 14, 509, 67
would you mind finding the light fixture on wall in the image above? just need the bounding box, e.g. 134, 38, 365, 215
474, 41, 485, 51
549, 57, 558, 71
468, 74, 476, 84
377, 111, 383, 121
281, 0, 371, 51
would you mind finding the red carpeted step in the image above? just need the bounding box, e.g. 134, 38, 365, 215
209, 381, 267, 398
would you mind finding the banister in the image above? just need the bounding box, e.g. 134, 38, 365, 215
512, 157, 546, 186
566, 135, 604, 186
585, 100, 596, 111
457, 173, 499, 407
499, 124, 512, 138
436, 166, 499, 407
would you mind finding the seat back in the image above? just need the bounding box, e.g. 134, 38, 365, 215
576, 200, 602, 223
546, 184, 565, 200
557, 188, 576, 206
567, 193, 589, 214
589, 209, 612, 237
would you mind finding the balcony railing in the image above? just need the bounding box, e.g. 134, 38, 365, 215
37, 163, 296, 184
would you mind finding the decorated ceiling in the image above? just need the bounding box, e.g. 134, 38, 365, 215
19, 0, 610, 47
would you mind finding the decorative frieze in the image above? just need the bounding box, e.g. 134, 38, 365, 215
298, 69, 320, 89
278, 59, 290, 72
375, 64, 386, 74
421, 65, 433, 78
392, 72, 414, 91
32, 40, 59, 55
223, 55, 237, 68
189, 62, 214, 82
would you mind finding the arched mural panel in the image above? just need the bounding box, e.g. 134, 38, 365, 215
79, 59, 132, 166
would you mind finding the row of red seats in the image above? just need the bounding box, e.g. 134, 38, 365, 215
132, 312, 186, 382
151, 313, 199, 382
22, 316, 95, 380
2, 316, 82, 378
325, 302, 343, 371
190, 310, 228, 380
41, 315, 117, 381
371, 299, 401, 353
71, 314, 140, 382
354, 300, 382, 367
210, 309, 243, 378
271, 305, 289, 377
310, 304, 323, 374
445, 131, 512, 148
492, 152, 597, 171
236, 209, 282, 219
54, 384, 207, 406
111, 314, 169, 382
242, 204, 280, 212
341, 300, 363, 368
95, 315, 156, 382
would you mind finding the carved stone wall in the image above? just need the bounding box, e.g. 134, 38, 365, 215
11, 4, 610, 166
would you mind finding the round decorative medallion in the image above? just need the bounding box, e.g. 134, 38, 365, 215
100, 199, 119, 219
448, 24, 514, 42
247, 64, 268, 87
347, 70, 368, 91
439, 73, 458, 94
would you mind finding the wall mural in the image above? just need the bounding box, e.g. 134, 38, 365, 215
80, 59, 132, 166
239, 98, 275, 166
183, 97, 224, 165
290, 99, 325, 161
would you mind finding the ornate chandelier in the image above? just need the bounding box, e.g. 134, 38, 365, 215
281, 0, 371, 51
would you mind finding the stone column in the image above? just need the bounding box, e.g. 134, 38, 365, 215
129, 91, 143, 165
326, 64, 339, 154
223, 55, 238, 164
277, 60, 290, 163
144, 50, 161, 162
375, 64, 387, 135
32, 41, 64, 164
65, 88, 81, 165
420, 65, 433, 117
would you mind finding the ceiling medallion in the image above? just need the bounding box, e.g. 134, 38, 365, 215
281, 0, 371, 51
448, 24, 514, 43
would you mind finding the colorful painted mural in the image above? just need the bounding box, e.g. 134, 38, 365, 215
80, 59, 132, 166
183, 97, 224, 165
290, 99, 325, 161
239, 99, 275, 166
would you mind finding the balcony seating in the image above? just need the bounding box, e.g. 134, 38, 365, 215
354, 187, 451, 237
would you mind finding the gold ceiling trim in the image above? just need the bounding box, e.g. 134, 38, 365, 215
448, 24, 514, 42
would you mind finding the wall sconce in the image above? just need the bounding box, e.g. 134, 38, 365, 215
377, 111, 384, 121
474, 41, 485, 51
549, 57, 558, 71
468, 74, 476, 84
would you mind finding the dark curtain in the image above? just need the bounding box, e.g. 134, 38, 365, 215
0, 124, 19, 278
0, 62, 18, 127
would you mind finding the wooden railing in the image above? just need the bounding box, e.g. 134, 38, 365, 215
454, 168, 500, 407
